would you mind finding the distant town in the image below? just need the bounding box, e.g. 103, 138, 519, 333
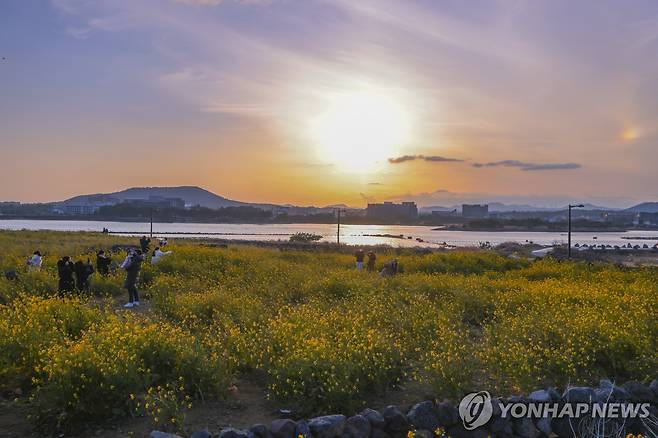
1, 186, 658, 231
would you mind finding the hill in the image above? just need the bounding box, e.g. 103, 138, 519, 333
625, 202, 658, 213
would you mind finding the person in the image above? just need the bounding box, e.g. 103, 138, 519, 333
74, 258, 95, 293
57, 256, 76, 296
380, 259, 399, 277
26, 251, 42, 271
366, 251, 376, 272
139, 236, 151, 254
96, 250, 112, 276
354, 248, 365, 270
121, 249, 144, 308
151, 247, 172, 265
159, 237, 168, 248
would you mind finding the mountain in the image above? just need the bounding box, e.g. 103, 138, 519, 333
61, 186, 252, 209
625, 202, 658, 213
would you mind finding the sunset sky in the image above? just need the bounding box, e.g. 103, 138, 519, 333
1, 0, 657, 207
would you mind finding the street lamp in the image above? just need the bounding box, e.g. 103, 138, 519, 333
568, 204, 584, 258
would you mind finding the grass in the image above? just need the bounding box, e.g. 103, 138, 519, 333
0, 230, 656, 433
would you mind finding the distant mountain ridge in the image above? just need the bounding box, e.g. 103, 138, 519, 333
61, 186, 256, 209
625, 202, 658, 213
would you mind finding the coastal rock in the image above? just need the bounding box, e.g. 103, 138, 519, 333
249, 424, 270, 438
296, 420, 312, 438
371, 428, 391, 438
446, 424, 488, 438
535, 418, 552, 437
407, 401, 440, 431
190, 430, 212, 438
487, 416, 513, 438
150, 432, 183, 438
382, 406, 409, 432
528, 390, 551, 403
219, 427, 254, 438
436, 402, 460, 427
622, 381, 655, 403
308, 414, 347, 438
650, 379, 658, 401
271, 419, 297, 438
344, 415, 371, 438
513, 417, 539, 438
562, 387, 596, 404
412, 429, 434, 438
361, 408, 386, 429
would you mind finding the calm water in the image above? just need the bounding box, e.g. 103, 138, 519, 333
1, 219, 657, 248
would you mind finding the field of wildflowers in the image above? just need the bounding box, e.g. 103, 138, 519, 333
0, 230, 656, 432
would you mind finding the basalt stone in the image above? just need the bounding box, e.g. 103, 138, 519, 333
446, 424, 489, 438
534, 418, 552, 437
528, 390, 551, 403
271, 419, 297, 438
219, 428, 255, 438
436, 402, 460, 427
512, 418, 538, 438
344, 415, 371, 438
150, 432, 183, 438
382, 406, 409, 432
371, 428, 391, 438
250, 424, 270, 438
407, 401, 440, 431
551, 417, 579, 438
361, 408, 386, 429
546, 388, 561, 402
640, 405, 658, 436
488, 416, 513, 437
562, 387, 596, 404
412, 430, 433, 438
622, 381, 655, 403
649, 379, 658, 400
296, 420, 312, 438
308, 415, 347, 438
594, 385, 631, 402
190, 430, 212, 438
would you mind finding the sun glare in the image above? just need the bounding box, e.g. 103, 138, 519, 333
309, 91, 411, 171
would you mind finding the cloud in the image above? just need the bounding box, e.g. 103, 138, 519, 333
472, 160, 582, 171
388, 154, 463, 164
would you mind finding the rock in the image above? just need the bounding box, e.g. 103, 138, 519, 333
296, 420, 312, 438
649, 379, 658, 399
191, 430, 212, 438
488, 416, 513, 437
271, 419, 297, 438
219, 428, 254, 438
546, 388, 561, 402
344, 415, 371, 438
436, 402, 460, 427
594, 385, 631, 402
407, 401, 440, 431
361, 408, 386, 429
371, 429, 390, 438
150, 432, 183, 438
382, 406, 409, 432
528, 390, 551, 403
535, 418, 552, 437
308, 415, 347, 438
551, 417, 579, 438
412, 430, 433, 438
622, 381, 655, 403
446, 424, 488, 438
250, 424, 270, 438
562, 386, 596, 404
513, 418, 539, 438
640, 405, 658, 436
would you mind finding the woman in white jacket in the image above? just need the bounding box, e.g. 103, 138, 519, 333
27, 251, 42, 271
151, 247, 172, 265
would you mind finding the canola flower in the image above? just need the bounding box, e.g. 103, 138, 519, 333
0, 230, 656, 430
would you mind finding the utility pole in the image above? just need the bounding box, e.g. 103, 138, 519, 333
150, 208, 153, 239
568, 204, 584, 259
336, 209, 345, 245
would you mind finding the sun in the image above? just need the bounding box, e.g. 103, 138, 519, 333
308, 91, 411, 171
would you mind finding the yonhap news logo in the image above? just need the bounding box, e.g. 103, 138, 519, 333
458, 391, 651, 430
459, 391, 493, 430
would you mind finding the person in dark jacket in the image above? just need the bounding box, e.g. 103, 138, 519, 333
354, 248, 365, 270
121, 249, 144, 308
74, 258, 95, 293
139, 236, 151, 254
366, 251, 377, 272
57, 256, 76, 296
96, 250, 111, 276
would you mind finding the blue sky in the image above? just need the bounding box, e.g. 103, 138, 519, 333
1, 0, 657, 207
